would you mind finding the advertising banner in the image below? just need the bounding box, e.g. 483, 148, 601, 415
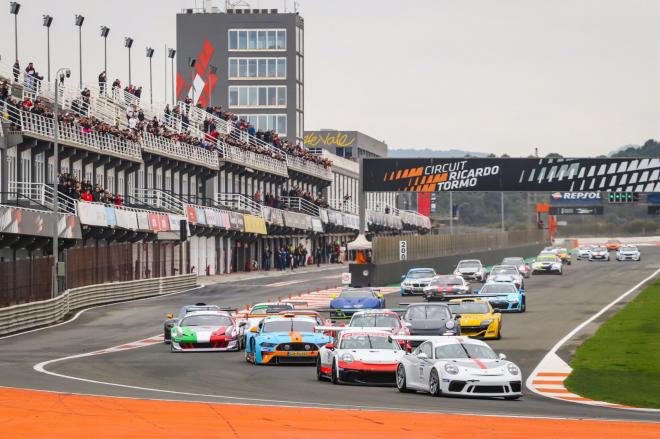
363, 158, 660, 193
319, 208, 329, 224
115, 209, 138, 230
77, 203, 108, 227
549, 192, 603, 206
104, 206, 117, 227
549, 206, 604, 215
649, 193, 660, 204
0, 206, 82, 239
195, 207, 207, 226
311, 217, 324, 233
219, 211, 231, 229
243, 215, 267, 235
229, 212, 244, 231
136, 211, 150, 230
186, 205, 198, 224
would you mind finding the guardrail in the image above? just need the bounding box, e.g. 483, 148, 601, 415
140, 131, 219, 169
217, 193, 263, 216
0, 274, 197, 336
279, 196, 321, 217
133, 188, 185, 214
8, 181, 78, 214
286, 155, 333, 181
372, 229, 546, 264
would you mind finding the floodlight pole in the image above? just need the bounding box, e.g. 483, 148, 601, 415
449, 191, 453, 234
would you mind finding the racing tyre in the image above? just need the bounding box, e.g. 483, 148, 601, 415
521, 299, 526, 313
495, 324, 502, 340
396, 364, 414, 393
331, 360, 340, 385
429, 369, 442, 397
316, 358, 326, 381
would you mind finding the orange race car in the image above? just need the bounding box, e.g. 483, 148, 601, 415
605, 239, 622, 251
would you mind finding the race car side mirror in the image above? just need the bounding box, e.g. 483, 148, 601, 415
330, 295, 336, 299
166, 313, 174, 319
454, 314, 462, 319
499, 353, 507, 360
404, 322, 412, 327
401, 275, 406, 280
324, 343, 334, 350
239, 321, 247, 327
377, 293, 383, 299
417, 352, 428, 360
250, 327, 258, 333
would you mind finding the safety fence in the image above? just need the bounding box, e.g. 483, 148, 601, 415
372, 229, 547, 264
0, 274, 197, 336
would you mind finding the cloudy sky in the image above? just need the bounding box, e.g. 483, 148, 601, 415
1, 0, 658, 156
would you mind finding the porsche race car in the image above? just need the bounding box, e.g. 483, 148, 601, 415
316, 329, 405, 385
394, 335, 522, 399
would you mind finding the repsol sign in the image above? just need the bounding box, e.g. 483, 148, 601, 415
549, 192, 603, 206
362, 157, 660, 193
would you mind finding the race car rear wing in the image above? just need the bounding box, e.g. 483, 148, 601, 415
390, 335, 458, 342
315, 326, 395, 333
435, 293, 518, 301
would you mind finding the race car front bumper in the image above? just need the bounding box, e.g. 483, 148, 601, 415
171, 339, 240, 352
337, 361, 397, 385
460, 324, 499, 339
487, 299, 522, 312
330, 308, 364, 319
260, 349, 320, 364
400, 286, 427, 295
441, 378, 522, 398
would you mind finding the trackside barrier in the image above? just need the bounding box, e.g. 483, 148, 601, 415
0, 274, 197, 336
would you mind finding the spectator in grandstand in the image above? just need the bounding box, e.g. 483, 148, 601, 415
254, 190, 262, 204
0, 80, 9, 103
12, 60, 20, 82
24, 62, 37, 92
98, 71, 107, 94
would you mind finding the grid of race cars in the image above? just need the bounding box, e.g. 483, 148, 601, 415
162, 241, 642, 400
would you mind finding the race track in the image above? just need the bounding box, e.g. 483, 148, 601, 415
1, 250, 659, 423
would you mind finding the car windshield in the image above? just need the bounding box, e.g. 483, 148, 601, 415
349, 314, 400, 329
435, 343, 498, 360
430, 276, 463, 286
579, 247, 590, 251
405, 305, 451, 320
480, 284, 516, 294
340, 334, 399, 350
537, 255, 558, 262
407, 270, 435, 279
592, 247, 606, 251
178, 305, 218, 318
262, 319, 315, 333
607, 240, 621, 244
250, 304, 293, 315
621, 246, 637, 251
339, 289, 374, 299
447, 302, 490, 314
490, 267, 517, 276
502, 258, 524, 265
457, 261, 480, 270
181, 315, 232, 327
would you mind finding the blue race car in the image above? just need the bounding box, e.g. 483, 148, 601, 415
245, 315, 331, 365
400, 268, 437, 296
329, 288, 386, 319
477, 282, 526, 313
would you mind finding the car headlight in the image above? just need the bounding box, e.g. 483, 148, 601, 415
480, 319, 493, 327
507, 363, 520, 375
453, 270, 461, 276
444, 363, 459, 375
340, 353, 354, 364
445, 320, 455, 329
261, 342, 277, 348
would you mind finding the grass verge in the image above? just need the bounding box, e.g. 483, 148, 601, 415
564, 279, 660, 408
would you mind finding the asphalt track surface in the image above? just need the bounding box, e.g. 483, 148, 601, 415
1, 251, 659, 423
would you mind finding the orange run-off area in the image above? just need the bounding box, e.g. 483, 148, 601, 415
0, 387, 659, 438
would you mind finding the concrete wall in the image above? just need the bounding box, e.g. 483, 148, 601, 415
350, 242, 547, 287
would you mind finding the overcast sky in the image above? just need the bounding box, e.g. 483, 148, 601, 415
1, 0, 659, 156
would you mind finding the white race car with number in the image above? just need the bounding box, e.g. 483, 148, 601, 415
316, 329, 405, 385
394, 336, 522, 399
616, 245, 641, 261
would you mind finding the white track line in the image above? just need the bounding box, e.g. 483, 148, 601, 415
526, 266, 660, 412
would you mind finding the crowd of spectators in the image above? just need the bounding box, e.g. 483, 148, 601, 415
284, 186, 329, 208
57, 173, 123, 206
198, 104, 331, 168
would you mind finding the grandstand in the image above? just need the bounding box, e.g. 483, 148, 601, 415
0, 27, 430, 307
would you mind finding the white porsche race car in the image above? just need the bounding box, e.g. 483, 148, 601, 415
616, 245, 641, 262
394, 336, 522, 399
316, 329, 405, 385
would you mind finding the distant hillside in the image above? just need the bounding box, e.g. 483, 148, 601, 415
609, 144, 640, 156
610, 140, 659, 158
388, 148, 488, 158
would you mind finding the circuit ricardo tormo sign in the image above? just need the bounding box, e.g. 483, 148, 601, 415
362, 157, 660, 193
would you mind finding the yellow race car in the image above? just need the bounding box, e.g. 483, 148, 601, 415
447, 298, 502, 339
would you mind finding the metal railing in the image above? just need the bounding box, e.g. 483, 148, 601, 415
7, 181, 77, 214
286, 154, 333, 181
132, 188, 185, 214
329, 197, 359, 214
279, 196, 321, 217
140, 131, 219, 169
216, 193, 263, 216
2, 103, 142, 161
